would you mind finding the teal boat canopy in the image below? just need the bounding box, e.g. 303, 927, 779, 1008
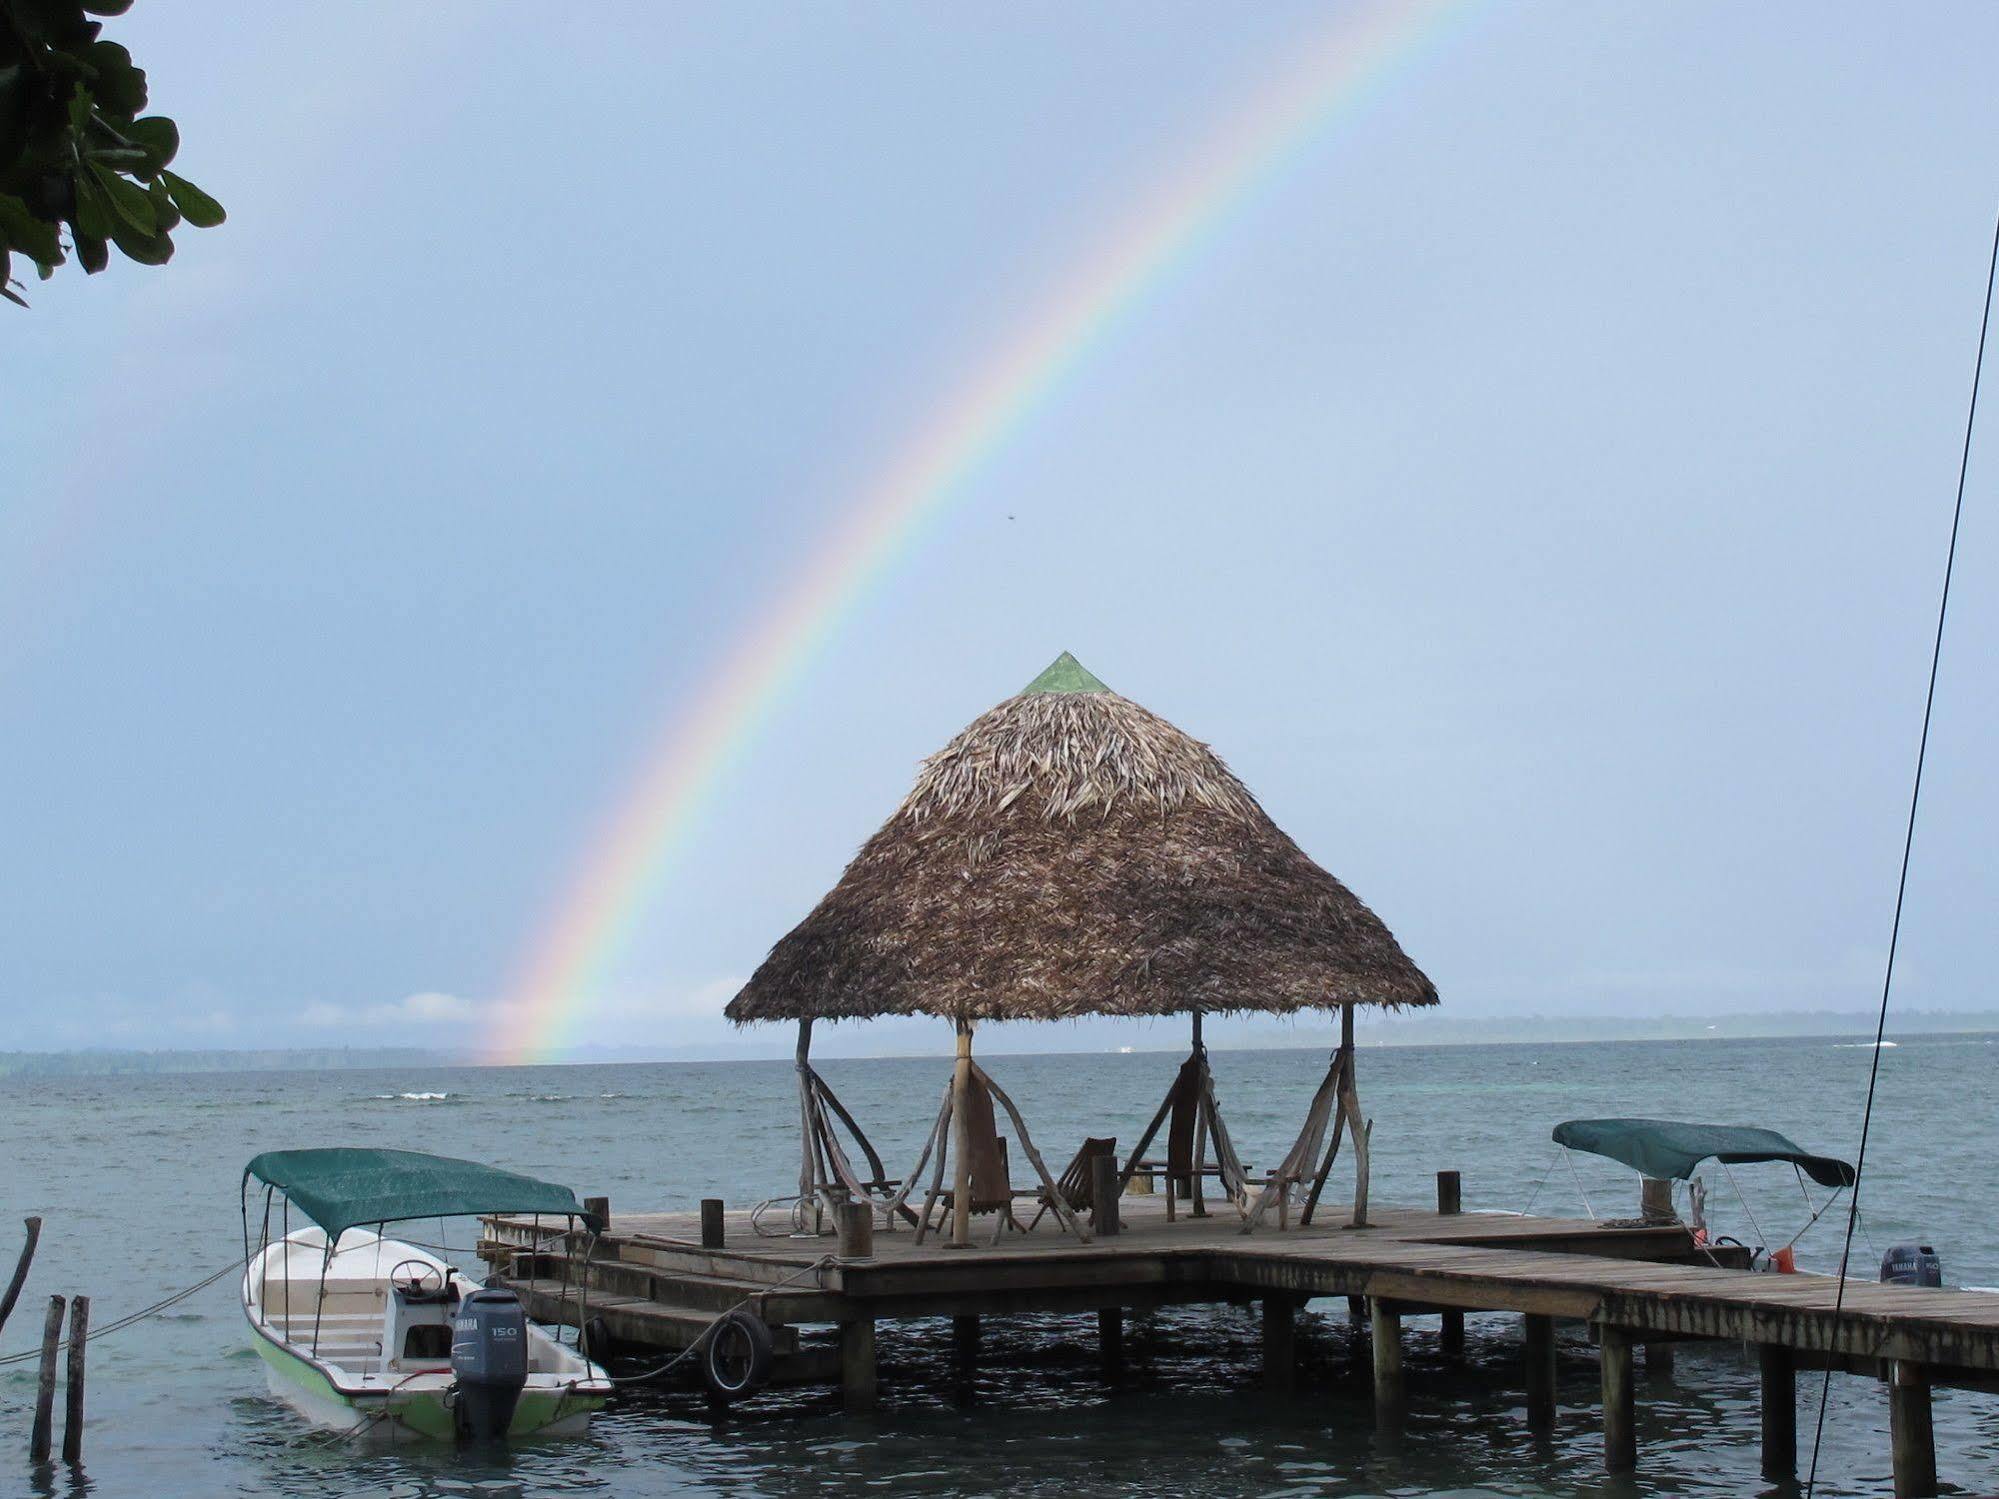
1552, 1119, 1855, 1190
245, 1147, 603, 1241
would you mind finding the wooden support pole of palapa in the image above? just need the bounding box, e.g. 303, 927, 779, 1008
972, 1061, 1089, 1242
1338, 1005, 1370, 1228
1437, 1171, 1465, 1359
62, 1295, 88, 1464
1889, 1360, 1938, 1498
30, 1293, 65, 1464
1090, 1154, 1119, 1237
1759, 1343, 1795, 1483
948, 1023, 975, 1249
1600, 1325, 1636, 1473
0, 1215, 41, 1336
795, 1019, 821, 1231
1524, 1313, 1557, 1432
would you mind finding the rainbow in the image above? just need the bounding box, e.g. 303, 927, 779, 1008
485, 0, 1474, 1063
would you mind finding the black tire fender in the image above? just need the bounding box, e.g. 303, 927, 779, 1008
701, 1308, 775, 1400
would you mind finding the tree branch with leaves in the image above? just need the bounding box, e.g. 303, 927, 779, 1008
1, 0, 221, 307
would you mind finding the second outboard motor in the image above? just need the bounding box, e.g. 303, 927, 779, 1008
451, 1288, 529, 1440
1880, 1242, 1943, 1288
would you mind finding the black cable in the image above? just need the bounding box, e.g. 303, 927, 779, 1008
1802, 202, 1999, 1496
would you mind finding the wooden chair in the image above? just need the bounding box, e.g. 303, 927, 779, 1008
915, 1072, 1028, 1244
1026, 1136, 1118, 1232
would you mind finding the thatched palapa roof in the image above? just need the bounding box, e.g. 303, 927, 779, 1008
725, 653, 1437, 1026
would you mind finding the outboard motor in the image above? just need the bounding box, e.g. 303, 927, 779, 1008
450, 1288, 528, 1440
1880, 1242, 1943, 1288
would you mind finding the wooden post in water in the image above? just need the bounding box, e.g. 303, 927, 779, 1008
1436, 1172, 1465, 1359
1888, 1361, 1938, 1498
1758, 1344, 1795, 1483
1600, 1325, 1636, 1473
1524, 1313, 1557, 1432
30, 1294, 64, 1463
61, 1295, 88, 1464
1370, 1299, 1404, 1425
0, 1216, 40, 1336
951, 1314, 980, 1361
1263, 1297, 1296, 1393
700, 1199, 725, 1249
1640, 1177, 1674, 1221
840, 1317, 878, 1412
1097, 1307, 1124, 1375
948, 1023, 974, 1249
838, 1199, 874, 1259
582, 1196, 610, 1232
1091, 1154, 1119, 1237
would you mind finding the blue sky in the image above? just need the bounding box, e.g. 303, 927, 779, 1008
4, 3, 1996, 1055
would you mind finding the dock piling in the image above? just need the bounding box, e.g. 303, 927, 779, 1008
61, 1295, 87, 1464
950, 1313, 980, 1370
1524, 1313, 1557, 1432
838, 1200, 874, 1260
699, 1199, 725, 1249
1758, 1343, 1795, 1482
1097, 1307, 1124, 1375
1888, 1360, 1938, 1497
841, 1318, 878, 1412
1436, 1173, 1465, 1358
30, 1294, 63, 1463
583, 1196, 610, 1231
1600, 1325, 1636, 1472
1262, 1296, 1296, 1392
1370, 1299, 1404, 1425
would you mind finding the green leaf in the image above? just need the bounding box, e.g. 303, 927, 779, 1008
126, 115, 180, 171
106, 215, 172, 266
74, 230, 108, 273
88, 161, 155, 233
72, 177, 111, 240
84, 41, 147, 118
0, 193, 65, 267
84, 0, 137, 15
161, 170, 224, 228
145, 178, 180, 231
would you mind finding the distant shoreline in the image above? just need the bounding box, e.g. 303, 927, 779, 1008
3, 1011, 1994, 1077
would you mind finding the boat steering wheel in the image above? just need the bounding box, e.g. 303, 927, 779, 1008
389, 1259, 447, 1298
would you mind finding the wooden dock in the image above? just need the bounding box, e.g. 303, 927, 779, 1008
483, 1184, 1998, 1497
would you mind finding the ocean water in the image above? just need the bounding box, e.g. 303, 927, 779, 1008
3, 1036, 1996, 1497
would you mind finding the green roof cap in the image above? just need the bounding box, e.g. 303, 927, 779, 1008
1022, 651, 1110, 695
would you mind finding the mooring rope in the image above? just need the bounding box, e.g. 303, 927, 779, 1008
1803, 200, 1998, 1499
605, 1253, 838, 1385
0, 1260, 239, 1366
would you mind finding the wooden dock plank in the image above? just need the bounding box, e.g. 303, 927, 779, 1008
484, 1202, 1999, 1375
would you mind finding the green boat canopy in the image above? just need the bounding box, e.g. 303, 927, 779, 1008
244, 1147, 603, 1241
1552, 1119, 1856, 1190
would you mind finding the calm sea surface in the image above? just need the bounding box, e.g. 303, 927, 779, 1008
3, 1036, 1995, 1497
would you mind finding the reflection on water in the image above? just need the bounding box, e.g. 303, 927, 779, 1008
2, 1036, 1995, 1496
